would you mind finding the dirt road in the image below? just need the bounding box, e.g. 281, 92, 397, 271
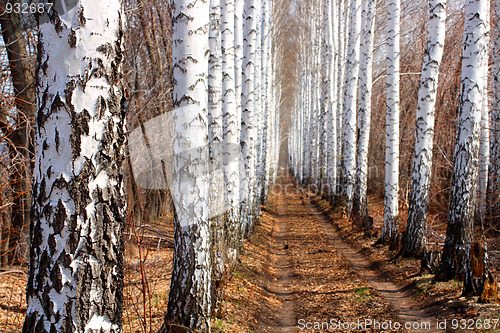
232, 176, 440, 332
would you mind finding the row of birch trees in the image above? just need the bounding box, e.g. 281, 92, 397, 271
22, 0, 280, 332
289, 0, 499, 299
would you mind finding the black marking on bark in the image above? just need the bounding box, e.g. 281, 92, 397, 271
50, 262, 62, 293
97, 96, 107, 120
53, 199, 67, 234
97, 43, 113, 56
78, 7, 86, 26
41, 58, 49, 76
55, 128, 60, 153
42, 204, 53, 226
70, 109, 90, 158
65, 81, 76, 113
68, 29, 77, 48
48, 234, 57, 256
68, 159, 93, 217
31, 212, 43, 251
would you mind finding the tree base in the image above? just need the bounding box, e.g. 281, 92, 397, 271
420, 250, 441, 275
463, 242, 499, 302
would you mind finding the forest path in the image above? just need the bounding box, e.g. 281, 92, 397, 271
248, 176, 424, 332
304, 196, 440, 332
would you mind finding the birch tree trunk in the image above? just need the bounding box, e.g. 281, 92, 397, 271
335, 0, 349, 197
240, 0, 258, 233
380, 0, 401, 246
341, 0, 361, 216
221, 0, 240, 260
435, 0, 489, 282
353, 0, 376, 220
401, 0, 447, 258
234, 0, 244, 222
208, 0, 226, 312
489, 0, 500, 220
477, 6, 490, 226
259, 0, 271, 204
327, 0, 338, 200
23, 2, 126, 332
161, 0, 211, 328
320, 0, 329, 195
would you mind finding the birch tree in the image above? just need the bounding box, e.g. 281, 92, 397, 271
240, 0, 258, 232
327, 0, 338, 199
435, 0, 489, 282
160, 0, 211, 329
477, 6, 490, 225
336, 0, 349, 196
221, 0, 241, 258
379, 0, 401, 246
320, 0, 330, 195
353, 0, 376, 219
401, 0, 447, 258
490, 0, 500, 219
208, 0, 227, 310
341, 0, 361, 216
23, 2, 126, 332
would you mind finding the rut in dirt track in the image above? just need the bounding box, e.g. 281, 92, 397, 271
254, 176, 439, 332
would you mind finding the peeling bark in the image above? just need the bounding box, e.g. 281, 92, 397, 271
23, 2, 126, 332
161, 0, 211, 329
402, 0, 447, 258
380, 0, 401, 245
436, 0, 489, 282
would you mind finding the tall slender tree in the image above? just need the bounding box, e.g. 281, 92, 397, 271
240, 0, 258, 233
401, 0, 447, 258
353, 0, 376, 219
23, 2, 126, 331
221, 0, 240, 260
208, 0, 226, 311
161, 0, 211, 329
341, 0, 361, 216
436, 0, 489, 282
490, 0, 500, 220
477, 5, 490, 225
380, 0, 401, 246
326, 0, 338, 200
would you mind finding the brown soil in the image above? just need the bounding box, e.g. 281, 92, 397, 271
218, 176, 500, 332
1, 176, 499, 332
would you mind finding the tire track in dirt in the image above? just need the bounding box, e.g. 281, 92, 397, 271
256, 186, 297, 333
302, 189, 441, 332
254, 176, 402, 332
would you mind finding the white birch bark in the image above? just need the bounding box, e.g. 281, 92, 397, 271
209, 0, 223, 219
162, 0, 211, 328
402, 0, 447, 257
380, 0, 401, 244
320, 0, 330, 194
240, 0, 258, 232
24, 2, 126, 332
252, 0, 263, 220
436, 0, 489, 281
336, 0, 349, 196
221, 0, 240, 254
477, 5, 490, 224
208, 0, 226, 307
353, 0, 376, 218
327, 0, 338, 198
341, 0, 361, 215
